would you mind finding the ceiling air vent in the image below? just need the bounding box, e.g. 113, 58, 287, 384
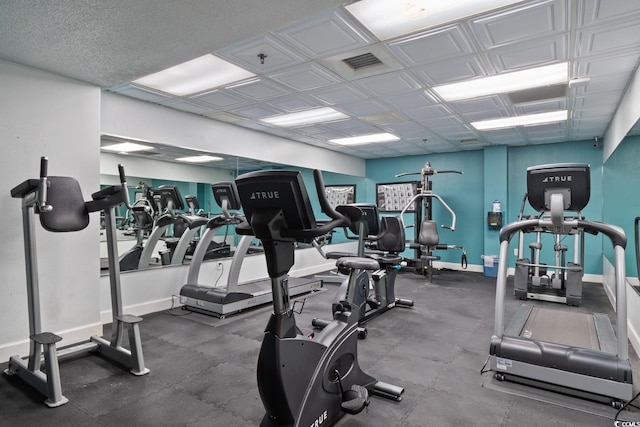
342, 53, 383, 70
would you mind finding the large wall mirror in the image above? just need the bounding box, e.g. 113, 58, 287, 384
99, 134, 365, 274
99, 135, 285, 274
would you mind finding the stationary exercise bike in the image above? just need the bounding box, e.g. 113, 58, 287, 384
312, 204, 413, 335
235, 169, 403, 427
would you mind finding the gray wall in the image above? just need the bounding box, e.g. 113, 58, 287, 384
0, 59, 102, 359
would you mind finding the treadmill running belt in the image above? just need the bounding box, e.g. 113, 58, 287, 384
522, 307, 599, 350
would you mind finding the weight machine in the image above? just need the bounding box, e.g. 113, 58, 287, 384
396, 162, 467, 282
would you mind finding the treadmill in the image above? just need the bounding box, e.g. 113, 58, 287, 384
179, 182, 321, 318
489, 163, 633, 407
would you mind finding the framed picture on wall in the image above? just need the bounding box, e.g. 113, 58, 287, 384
325, 184, 356, 208
376, 181, 419, 212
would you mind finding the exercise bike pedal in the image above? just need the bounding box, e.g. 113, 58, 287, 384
340, 384, 370, 415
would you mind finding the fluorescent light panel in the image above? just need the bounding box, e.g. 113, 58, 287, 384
330, 133, 399, 145
176, 155, 223, 163
345, 0, 526, 41
133, 54, 255, 96
471, 110, 568, 130
261, 107, 348, 127
101, 142, 154, 152
434, 62, 569, 101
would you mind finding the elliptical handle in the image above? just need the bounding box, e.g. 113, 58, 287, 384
118, 164, 132, 208
313, 169, 349, 225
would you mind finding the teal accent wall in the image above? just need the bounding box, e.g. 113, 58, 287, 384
506, 140, 604, 274
484, 146, 507, 258
366, 151, 485, 266
603, 135, 640, 277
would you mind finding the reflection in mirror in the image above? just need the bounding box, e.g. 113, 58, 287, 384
99, 135, 282, 274
99, 134, 366, 274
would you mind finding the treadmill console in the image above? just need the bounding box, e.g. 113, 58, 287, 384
526, 163, 590, 212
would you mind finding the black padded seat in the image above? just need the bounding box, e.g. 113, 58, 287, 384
326, 251, 357, 259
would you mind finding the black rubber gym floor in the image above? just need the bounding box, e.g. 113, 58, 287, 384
1, 270, 638, 426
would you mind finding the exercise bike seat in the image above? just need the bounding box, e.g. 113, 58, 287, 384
336, 257, 380, 274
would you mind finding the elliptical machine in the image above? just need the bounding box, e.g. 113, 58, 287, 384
235, 169, 403, 427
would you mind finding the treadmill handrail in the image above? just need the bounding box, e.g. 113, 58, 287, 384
499, 218, 626, 249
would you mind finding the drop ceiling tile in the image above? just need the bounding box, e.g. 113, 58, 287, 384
479, 128, 524, 144
573, 104, 615, 119
308, 84, 368, 105
574, 92, 622, 109
192, 89, 250, 109
269, 63, 341, 91
339, 99, 390, 116
108, 84, 170, 102
405, 104, 455, 123
576, 19, 640, 56
229, 104, 281, 119
387, 25, 474, 67
381, 89, 435, 110
574, 73, 631, 95
159, 98, 214, 115
411, 55, 487, 85
487, 34, 569, 71
352, 70, 422, 97
450, 96, 507, 114
274, 8, 372, 58
225, 78, 291, 100
578, 0, 640, 27
217, 34, 307, 74
426, 120, 473, 136
470, 0, 567, 49
514, 98, 567, 115
381, 121, 431, 139
266, 94, 320, 113
575, 50, 640, 79
463, 108, 510, 122
321, 118, 378, 134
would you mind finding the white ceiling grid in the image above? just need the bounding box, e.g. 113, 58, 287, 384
97, 0, 640, 159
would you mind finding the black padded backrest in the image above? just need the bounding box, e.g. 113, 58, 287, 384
418, 219, 439, 247
377, 216, 405, 253
39, 176, 90, 232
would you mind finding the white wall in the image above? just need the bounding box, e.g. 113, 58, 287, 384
101, 92, 366, 177
603, 63, 640, 162
100, 151, 234, 184
0, 60, 102, 361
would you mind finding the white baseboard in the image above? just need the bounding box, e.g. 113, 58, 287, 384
0, 322, 103, 363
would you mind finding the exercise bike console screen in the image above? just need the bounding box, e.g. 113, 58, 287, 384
235, 170, 316, 233
157, 185, 185, 211
526, 163, 590, 212
349, 203, 379, 236
212, 182, 241, 211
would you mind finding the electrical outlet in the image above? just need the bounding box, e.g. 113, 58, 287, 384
514, 249, 518, 256
217, 262, 223, 270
